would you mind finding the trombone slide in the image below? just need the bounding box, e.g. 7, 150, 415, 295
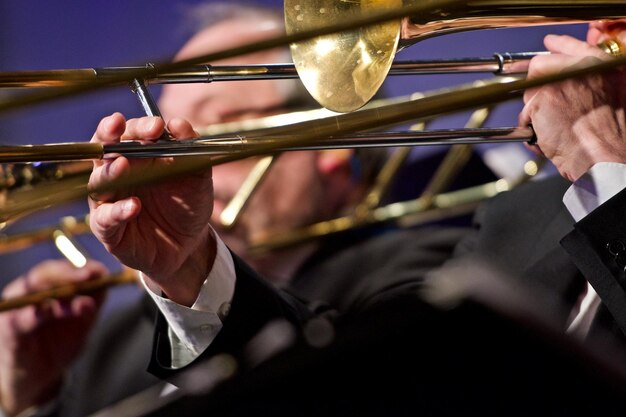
0, 53, 538, 88
0, 127, 534, 163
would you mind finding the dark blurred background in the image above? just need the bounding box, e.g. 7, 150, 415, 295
0, 1, 586, 310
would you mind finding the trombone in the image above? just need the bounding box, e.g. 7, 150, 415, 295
285, 0, 626, 111
1, 1, 624, 114
0, 52, 536, 88
0, 3, 625, 311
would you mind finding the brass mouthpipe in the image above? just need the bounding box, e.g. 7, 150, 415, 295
0, 127, 533, 164
0, 53, 537, 88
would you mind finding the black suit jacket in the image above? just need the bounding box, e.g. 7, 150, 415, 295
59, 290, 161, 417
149, 176, 626, 417
90, 176, 626, 416
450, 174, 626, 342
448, 176, 581, 318
148, 226, 469, 377
58, 226, 467, 415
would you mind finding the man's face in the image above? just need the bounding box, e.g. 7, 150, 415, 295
159, 19, 332, 272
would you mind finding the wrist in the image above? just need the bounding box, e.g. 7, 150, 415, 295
143, 225, 217, 306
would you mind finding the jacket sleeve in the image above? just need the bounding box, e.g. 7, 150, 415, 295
147, 252, 312, 380
561, 186, 626, 337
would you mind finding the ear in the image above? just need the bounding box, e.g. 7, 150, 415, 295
316, 149, 353, 177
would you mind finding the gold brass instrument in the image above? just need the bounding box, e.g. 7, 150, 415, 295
1, 53, 626, 224
250, 105, 493, 252
0, 268, 138, 313
285, 0, 626, 111
0, 4, 624, 310
0, 126, 534, 164
0, 215, 90, 255
1, 0, 624, 114
0, 52, 536, 88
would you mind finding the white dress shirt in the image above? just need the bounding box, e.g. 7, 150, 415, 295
141, 230, 236, 368
563, 163, 626, 337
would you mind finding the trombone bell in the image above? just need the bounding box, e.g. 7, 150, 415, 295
286, 0, 402, 113
285, 0, 626, 113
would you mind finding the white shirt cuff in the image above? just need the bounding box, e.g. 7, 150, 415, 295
563, 162, 626, 222
141, 230, 236, 367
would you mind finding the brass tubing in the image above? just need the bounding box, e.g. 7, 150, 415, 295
0, 127, 533, 164
0, 53, 536, 88
0, 269, 138, 313
286, 0, 626, 111
0, 0, 487, 113
0, 143, 103, 163
0, 215, 90, 254
249, 179, 506, 253
0, 55, 624, 223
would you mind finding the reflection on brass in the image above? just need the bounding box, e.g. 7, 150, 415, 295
250, 180, 496, 252
0, 0, 482, 114
286, 0, 402, 112
0, 161, 91, 191
0, 268, 137, 313
598, 39, 626, 57
220, 156, 275, 228
251, 155, 545, 253
252, 105, 491, 251
286, 0, 626, 111
53, 229, 88, 268
419, 106, 491, 208
0, 215, 90, 254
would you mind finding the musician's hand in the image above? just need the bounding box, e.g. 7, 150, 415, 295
88, 114, 216, 306
520, 33, 626, 181
0, 260, 107, 417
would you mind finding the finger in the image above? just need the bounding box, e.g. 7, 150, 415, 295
91, 113, 126, 145
167, 118, 199, 140
91, 113, 127, 170
121, 117, 165, 142
88, 155, 131, 204
526, 53, 589, 80
524, 142, 545, 158
25, 260, 103, 292
519, 94, 543, 158
46, 260, 108, 319
89, 197, 140, 247
518, 101, 532, 127
544, 34, 606, 59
